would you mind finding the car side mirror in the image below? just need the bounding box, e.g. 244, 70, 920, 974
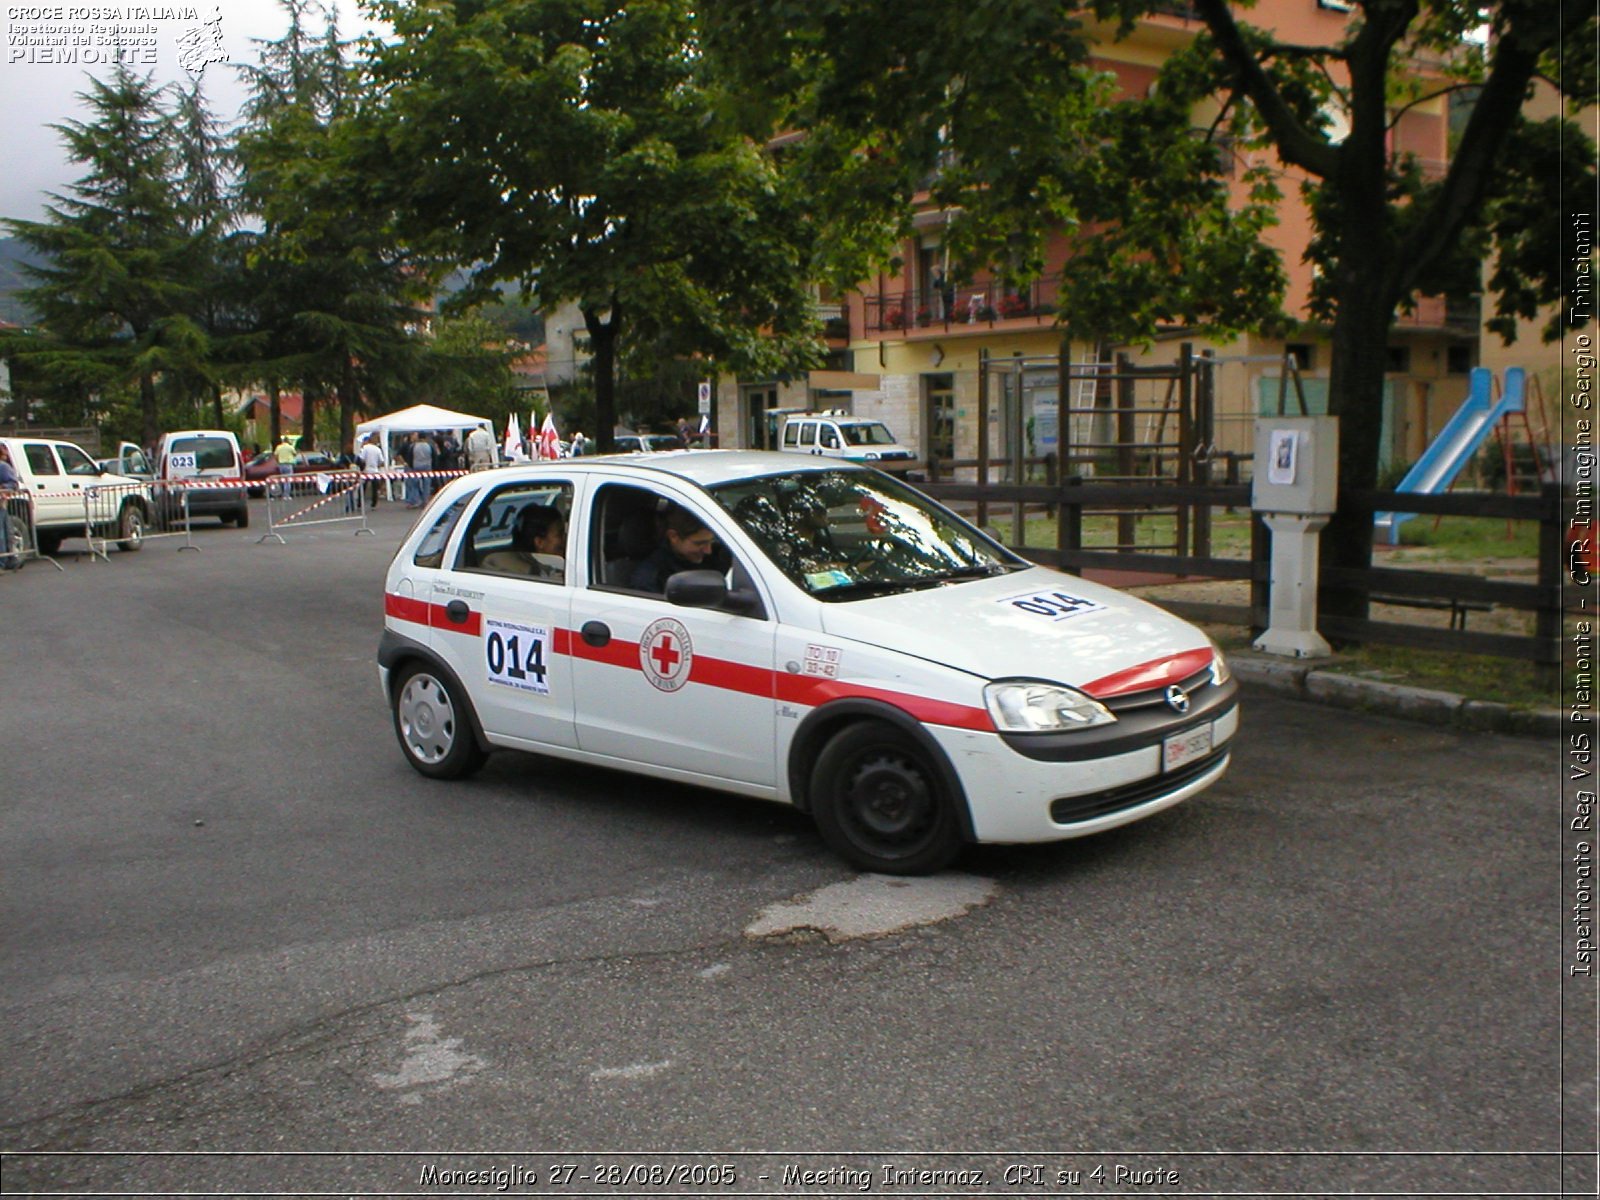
665, 569, 730, 609
665, 569, 764, 616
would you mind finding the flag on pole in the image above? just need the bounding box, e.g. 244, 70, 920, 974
539, 410, 561, 461
504, 412, 522, 461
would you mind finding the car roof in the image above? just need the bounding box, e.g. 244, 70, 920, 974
481, 449, 859, 489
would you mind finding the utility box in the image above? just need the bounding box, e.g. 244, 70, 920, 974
1252, 416, 1338, 515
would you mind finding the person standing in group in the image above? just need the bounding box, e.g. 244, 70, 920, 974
397, 434, 419, 507
0, 443, 24, 571
274, 433, 299, 498
411, 431, 435, 505
465, 423, 495, 471
358, 433, 386, 507
437, 430, 460, 473
568, 430, 587, 457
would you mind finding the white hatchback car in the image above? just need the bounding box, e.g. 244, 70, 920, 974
379, 451, 1238, 874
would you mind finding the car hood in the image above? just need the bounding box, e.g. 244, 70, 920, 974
816, 566, 1214, 695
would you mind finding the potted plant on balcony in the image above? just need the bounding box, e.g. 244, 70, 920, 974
998, 293, 1031, 319
884, 306, 906, 329
915, 306, 932, 326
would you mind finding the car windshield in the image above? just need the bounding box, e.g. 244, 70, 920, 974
711, 469, 1023, 601
169, 437, 235, 470
840, 422, 897, 447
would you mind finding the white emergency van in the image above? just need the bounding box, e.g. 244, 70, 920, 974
779, 413, 917, 472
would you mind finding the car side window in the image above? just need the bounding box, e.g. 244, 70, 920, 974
799, 422, 817, 448
458, 481, 573, 583
412, 493, 474, 569
587, 482, 761, 615
58, 444, 99, 476
820, 425, 840, 449
782, 423, 800, 448
24, 444, 57, 475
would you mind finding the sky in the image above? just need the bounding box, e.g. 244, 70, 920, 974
1, 1, 382, 223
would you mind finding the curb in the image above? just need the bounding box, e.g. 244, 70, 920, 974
1229, 653, 1561, 739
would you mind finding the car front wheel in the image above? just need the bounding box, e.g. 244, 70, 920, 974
116, 503, 144, 551
810, 720, 963, 875
392, 663, 486, 779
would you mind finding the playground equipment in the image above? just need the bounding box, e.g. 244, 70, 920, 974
1374, 366, 1530, 545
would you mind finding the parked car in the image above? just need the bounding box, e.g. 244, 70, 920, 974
243, 449, 344, 496
379, 450, 1236, 874
0, 435, 153, 555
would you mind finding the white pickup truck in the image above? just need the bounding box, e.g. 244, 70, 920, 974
0, 435, 153, 556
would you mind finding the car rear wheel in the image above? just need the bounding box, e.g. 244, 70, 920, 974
116, 502, 144, 551
810, 720, 963, 875
393, 663, 486, 779
234, 505, 250, 528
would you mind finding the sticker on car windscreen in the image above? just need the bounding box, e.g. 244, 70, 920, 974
999, 589, 1107, 621
485, 618, 551, 695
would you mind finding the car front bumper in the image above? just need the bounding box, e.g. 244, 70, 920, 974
929, 701, 1239, 844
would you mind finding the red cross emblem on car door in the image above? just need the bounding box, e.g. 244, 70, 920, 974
639, 617, 693, 692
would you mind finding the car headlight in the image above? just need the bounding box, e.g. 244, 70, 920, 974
984, 680, 1116, 733
1208, 640, 1231, 686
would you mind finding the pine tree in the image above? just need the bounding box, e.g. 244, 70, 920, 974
2, 66, 198, 446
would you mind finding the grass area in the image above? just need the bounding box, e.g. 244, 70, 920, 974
1207, 625, 1565, 711
1388, 514, 1539, 562
986, 509, 1257, 556
985, 509, 1540, 564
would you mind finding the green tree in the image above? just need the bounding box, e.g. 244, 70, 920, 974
351, 0, 822, 452
235, 0, 432, 451
704, 0, 1594, 615
2, 66, 201, 446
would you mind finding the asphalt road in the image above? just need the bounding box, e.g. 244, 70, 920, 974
0, 500, 1583, 1196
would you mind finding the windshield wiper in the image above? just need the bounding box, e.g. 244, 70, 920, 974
814, 578, 941, 600
927, 563, 1013, 581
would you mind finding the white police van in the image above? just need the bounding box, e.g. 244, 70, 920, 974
379, 451, 1236, 873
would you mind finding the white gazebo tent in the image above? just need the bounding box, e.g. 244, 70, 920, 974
355, 403, 495, 467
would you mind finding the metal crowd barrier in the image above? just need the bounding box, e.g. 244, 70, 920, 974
0, 488, 60, 572
256, 468, 468, 543
80, 481, 193, 560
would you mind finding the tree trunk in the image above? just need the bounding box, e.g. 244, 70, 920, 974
1320, 261, 1404, 625
269, 381, 281, 446
301, 381, 318, 449
584, 304, 620, 453
339, 356, 358, 452
139, 372, 158, 449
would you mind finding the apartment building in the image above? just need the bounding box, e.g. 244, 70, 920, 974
717, 0, 1484, 474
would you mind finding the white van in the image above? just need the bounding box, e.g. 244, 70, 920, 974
779, 412, 917, 473
154, 429, 248, 527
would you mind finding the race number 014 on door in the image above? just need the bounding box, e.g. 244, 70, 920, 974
485, 618, 551, 695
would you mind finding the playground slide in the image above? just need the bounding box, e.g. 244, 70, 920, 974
1374, 366, 1524, 544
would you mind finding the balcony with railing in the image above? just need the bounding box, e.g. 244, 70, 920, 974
1393, 293, 1481, 335
862, 274, 1063, 336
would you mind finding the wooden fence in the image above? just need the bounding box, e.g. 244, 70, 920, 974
915, 469, 1566, 686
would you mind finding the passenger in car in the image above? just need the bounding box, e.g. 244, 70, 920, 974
480, 504, 565, 580
628, 505, 716, 592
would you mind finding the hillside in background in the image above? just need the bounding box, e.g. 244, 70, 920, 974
0, 238, 43, 325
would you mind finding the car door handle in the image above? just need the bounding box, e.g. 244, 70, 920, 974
581, 620, 610, 647
445, 599, 471, 624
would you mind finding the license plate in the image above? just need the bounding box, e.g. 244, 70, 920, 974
1162, 722, 1214, 772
